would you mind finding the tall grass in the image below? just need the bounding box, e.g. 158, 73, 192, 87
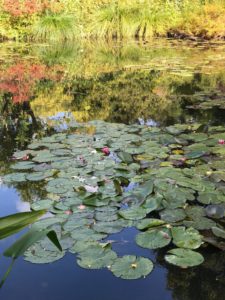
0, 0, 225, 40
89, 0, 225, 39
33, 13, 78, 41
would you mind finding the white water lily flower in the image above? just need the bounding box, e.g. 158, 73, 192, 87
84, 185, 98, 193
79, 177, 86, 183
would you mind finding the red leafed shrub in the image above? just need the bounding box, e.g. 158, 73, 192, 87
2, 0, 54, 17
0, 62, 63, 103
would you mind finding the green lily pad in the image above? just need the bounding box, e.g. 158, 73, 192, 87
24, 244, 65, 264
165, 248, 204, 268
136, 228, 171, 249
26, 170, 55, 181
160, 209, 186, 223
77, 245, 117, 269
31, 200, 54, 211
11, 161, 36, 170
93, 219, 129, 234
198, 192, 225, 205
171, 227, 203, 249
119, 207, 147, 220
212, 227, 225, 239
3, 172, 28, 183
70, 227, 106, 241
183, 217, 216, 230
110, 255, 153, 280
136, 218, 165, 230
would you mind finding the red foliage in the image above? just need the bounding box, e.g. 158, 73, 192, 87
3, 0, 56, 16
0, 62, 63, 103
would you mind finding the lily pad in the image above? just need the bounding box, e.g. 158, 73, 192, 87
77, 245, 117, 269
212, 227, 225, 239
171, 227, 203, 249
110, 255, 153, 280
136, 228, 171, 249
119, 207, 147, 220
136, 218, 165, 230
160, 209, 186, 223
165, 248, 204, 268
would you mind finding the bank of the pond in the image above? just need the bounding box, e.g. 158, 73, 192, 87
0, 1, 225, 41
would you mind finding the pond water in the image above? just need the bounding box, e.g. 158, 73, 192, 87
0, 39, 225, 300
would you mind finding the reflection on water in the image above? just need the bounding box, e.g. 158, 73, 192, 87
0, 39, 225, 300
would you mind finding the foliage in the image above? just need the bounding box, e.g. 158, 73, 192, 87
0, 209, 46, 240
0, 0, 225, 40
32, 13, 78, 41
0, 210, 62, 288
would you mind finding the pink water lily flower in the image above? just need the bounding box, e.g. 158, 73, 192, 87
102, 147, 110, 155
65, 210, 73, 215
78, 205, 86, 210
218, 139, 225, 145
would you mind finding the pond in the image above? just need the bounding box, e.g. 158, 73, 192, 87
0, 39, 225, 300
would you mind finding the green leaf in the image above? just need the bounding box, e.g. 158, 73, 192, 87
160, 209, 186, 223
212, 227, 225, 239
4, 227, 62, 258
0, 210, 46, 240
171, 227, 203, 249
183, 217, 216, 230
110, 255, 153, 279
46, 230, 63, 252
117, 151, 133, 163
119, 207, 147, 220
165, 248, 204, 268
136, 228, 171, 249
77, 245, 117, 269
136, 218, 165, 230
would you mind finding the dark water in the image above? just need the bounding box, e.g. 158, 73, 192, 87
0, 39, 225, 300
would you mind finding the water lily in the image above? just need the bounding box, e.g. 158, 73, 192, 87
65, 210, 73, 215
84, 185, 98, 193
22, 155, 30, 161
218, 139, 225, 145
102, 147, 110, 155
78, 204, 86, 210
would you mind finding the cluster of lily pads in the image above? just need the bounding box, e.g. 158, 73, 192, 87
187, 91, 225, 110
3, 120, 225, 279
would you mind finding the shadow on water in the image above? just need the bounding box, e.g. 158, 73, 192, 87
0, 39, 225, 300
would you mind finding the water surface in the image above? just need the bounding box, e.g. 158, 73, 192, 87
0, 39, 225, 300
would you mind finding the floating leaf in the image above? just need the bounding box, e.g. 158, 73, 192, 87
165, 248, 204, 268
212, 227, 225, 239
110, 255, 153, 280
119, 207, 147, 220
136, 228, 171, 249
160, 209, 186, 223
171, 227, 203, 249
77, 245, 117, 269
136, 218, 165, 230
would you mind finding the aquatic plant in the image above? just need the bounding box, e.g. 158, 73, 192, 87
2, 120, 225, 280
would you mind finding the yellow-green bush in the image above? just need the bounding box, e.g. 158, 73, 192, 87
0, 0, 225, 40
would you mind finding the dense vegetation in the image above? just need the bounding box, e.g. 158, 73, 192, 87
0, 0, 225, 41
